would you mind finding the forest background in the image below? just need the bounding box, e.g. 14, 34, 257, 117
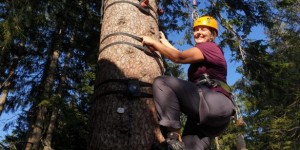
0, 0, 299, 149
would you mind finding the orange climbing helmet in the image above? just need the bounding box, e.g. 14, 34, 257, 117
193, 16, 218, 34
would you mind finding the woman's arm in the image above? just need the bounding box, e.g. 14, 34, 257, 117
142, 33, 205, 64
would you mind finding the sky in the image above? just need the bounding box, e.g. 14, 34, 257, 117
0, 111, 19, 140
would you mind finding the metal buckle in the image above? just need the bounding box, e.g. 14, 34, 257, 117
127, 79, 141, 97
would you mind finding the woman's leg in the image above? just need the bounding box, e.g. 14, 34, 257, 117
152, 76, 201, 129
152, 76, 234, 149
182, 135, 211, 150
182, 118, 230, 150
181, 87, 235, 149
201, 87, 235, 127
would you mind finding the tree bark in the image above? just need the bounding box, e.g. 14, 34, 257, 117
0, 55, 18, 115
25, 106, 47, 150
42, 40, 71, 150
43, 108, 58, 150
0, 81, 10, 115
89, 0, 164, 149
25, 50, 60, 150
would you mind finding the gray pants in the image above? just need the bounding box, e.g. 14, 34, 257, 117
153, 76, 235, 150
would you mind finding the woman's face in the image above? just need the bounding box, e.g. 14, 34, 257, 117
193, 26, 212, 44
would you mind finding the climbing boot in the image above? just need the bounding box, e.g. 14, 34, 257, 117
151, 141, 170, 150
165, 132, 185, 150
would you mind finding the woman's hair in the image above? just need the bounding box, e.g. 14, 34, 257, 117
209, 29, 218, 42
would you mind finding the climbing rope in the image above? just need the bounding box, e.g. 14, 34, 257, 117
99, 0, 165, 74
99, 31, 164, 74
100, 41, 151, 55
231, 94, 246, 126
101, 32, 143, 43
192, 0, 199, 21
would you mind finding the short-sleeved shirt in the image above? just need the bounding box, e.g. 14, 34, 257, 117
188, 42, 231, 98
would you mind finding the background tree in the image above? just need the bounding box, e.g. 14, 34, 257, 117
1, 0, 99, 149
1, 0, 299, 149
229, 0, 300, 149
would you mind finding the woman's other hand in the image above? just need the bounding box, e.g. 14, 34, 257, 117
159, 31, 177, 50
142, 36, 157, 51
142, 36, 155, 46
159, 31, 167, 41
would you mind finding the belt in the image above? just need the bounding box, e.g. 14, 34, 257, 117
211, 79, 232, 94
195, 74, 232, 94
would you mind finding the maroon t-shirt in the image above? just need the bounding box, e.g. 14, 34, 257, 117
188, 42, 231, 98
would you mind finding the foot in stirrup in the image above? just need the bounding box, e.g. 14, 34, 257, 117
165, 132, 185, 150
151, 141, 170, 150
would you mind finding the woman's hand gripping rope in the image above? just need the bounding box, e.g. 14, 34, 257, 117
142, 36, 158, 51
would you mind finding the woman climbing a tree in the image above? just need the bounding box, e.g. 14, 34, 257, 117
142, 15, 235, 150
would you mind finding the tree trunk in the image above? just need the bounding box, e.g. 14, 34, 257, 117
0, 81, 10, 115
0, 55, 18, 115
89, 0, 164, 149
25, 50, 60, 150
42, 40, 71, 150
25, 106, 47, 150
43, 108, 58, 150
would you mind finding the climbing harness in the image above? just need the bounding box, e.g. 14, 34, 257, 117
196, 74, 239, 119
195, 75, 245, 126
195, 73, 231, 94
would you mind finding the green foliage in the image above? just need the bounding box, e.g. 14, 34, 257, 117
232, 1, 300, 148
163, 60, 185, 79
38, 99, 51, 107
0, 0, 99, 149
51, 102, 89, 150
1, 0, 299, 149
2, 112, 29, 149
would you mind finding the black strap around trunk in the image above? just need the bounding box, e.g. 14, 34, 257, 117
101, 32, 143, 43
93, 78, 153, 100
